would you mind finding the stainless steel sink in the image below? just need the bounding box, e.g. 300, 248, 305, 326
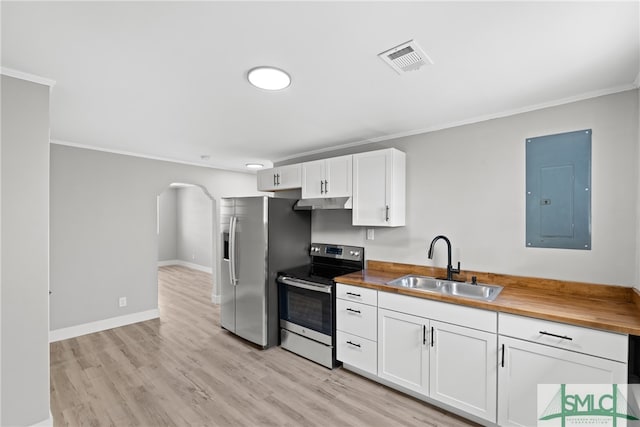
386, 275, 503, 302
440, 281, 503, 301
386, 275, 444, 292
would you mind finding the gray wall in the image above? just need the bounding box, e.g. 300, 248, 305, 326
282, 90, 640, 287
637, 87, 640, 291
176, 186, 213, 269
50, 144, 259, 331
158, 188, 177, 262
1, 76, 51, 425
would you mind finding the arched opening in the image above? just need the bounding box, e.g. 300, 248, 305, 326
156, 183, 218, 313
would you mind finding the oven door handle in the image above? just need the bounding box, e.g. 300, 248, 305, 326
277, 277, 332, 294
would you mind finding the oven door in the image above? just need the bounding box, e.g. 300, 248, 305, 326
278, 276, 333, 345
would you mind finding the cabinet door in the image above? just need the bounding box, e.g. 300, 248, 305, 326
324, 155, 352, 197
276, 164, 302, 190
336, 331, 377, 375
378, 309, 429, 395
353, 148, 405, 226
430, 321, 497, 422
353, 150, 388, 226
257, 168, 277, 191
301, 160, 324, 198
498, 336, 628, 427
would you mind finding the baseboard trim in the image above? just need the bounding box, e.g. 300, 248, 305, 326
29, 410, 53, 426
157, 259, 212, 274
49, 309, 160, 342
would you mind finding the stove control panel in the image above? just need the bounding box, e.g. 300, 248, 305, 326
310, 243, 364, 262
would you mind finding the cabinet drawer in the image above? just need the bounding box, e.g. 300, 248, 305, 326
336, 299, 377, 341
336, 283, 377, 306
336, 331, 377, 375
498, 313, 627, 362
378, 291, 497, 333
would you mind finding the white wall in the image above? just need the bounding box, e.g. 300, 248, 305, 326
158, 188, 177, 262
50, 144, 259, 332
1, 75, 51, 426
289, 90, 640, 286
176, 186, 213, 269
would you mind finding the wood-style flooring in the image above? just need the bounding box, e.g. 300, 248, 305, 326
50, 265, 477, 426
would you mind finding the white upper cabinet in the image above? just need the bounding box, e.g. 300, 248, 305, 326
257, 164, 302, 191
352, 148, 405, 227
301, 155, 352, 199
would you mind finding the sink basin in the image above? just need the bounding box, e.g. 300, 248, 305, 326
386, 275, 503, 302
386, 275, 444, 292
440, 281, 503, 302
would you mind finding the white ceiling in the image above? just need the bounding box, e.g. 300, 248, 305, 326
2, 1, 639, 172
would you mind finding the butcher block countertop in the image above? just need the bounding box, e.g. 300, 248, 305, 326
335, 260, 640, 336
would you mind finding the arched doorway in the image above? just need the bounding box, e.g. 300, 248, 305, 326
156, 182, 219, 306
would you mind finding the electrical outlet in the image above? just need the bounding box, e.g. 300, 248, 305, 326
366, 228, 375, 240
119, 297, 127, 308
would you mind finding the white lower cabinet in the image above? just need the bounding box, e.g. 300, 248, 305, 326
336, 330, 377, 375
377, 306, 498, 423
335, 284, 378, 375
377, 309, 429, 395
430, 321, 497, 422
338, 287, 630, 427
497, 313, 628, 427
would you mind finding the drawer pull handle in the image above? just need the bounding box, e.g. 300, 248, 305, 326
501, 344, 505, 367
346, 308, 361, 314
539, 331, 573, 341
346, 341, 361, 348
346, 292, 361, 297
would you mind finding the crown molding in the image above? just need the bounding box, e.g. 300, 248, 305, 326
50, 139, 255, 174
0, 67, 56, 87
275, 83, 638, 163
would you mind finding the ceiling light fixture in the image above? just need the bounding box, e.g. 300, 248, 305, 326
245, 163, 264, 169
247, 66, 291, 91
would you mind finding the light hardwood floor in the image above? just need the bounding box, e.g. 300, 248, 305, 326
50, 266, 478, 426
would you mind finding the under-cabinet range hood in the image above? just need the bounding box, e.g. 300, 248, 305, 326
293, 197, 352, 210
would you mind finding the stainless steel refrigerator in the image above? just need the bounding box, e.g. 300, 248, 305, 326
220, 196, 310, 348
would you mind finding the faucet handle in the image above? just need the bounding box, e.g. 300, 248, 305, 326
451, 261, 461, 275
471, 276, 477, 285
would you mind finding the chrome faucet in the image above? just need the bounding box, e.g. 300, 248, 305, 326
427, 235, 460, 281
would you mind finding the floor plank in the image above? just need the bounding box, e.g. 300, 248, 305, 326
50, 265, 477, 426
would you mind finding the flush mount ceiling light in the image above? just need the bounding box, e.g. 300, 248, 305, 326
245, 163, 264, 169
247, 66, 291, 91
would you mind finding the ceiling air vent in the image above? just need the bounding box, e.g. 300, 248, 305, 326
378, 39, 433, 74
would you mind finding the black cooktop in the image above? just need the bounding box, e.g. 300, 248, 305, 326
278, 243, 365, 287
279, 264, 360, 287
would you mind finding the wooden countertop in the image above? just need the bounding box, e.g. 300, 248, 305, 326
335, 261, 640, 336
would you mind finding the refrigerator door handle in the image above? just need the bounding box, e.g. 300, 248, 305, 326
229, 215, 238, 285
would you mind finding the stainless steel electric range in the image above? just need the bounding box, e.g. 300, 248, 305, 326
277, 243, 364, 369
